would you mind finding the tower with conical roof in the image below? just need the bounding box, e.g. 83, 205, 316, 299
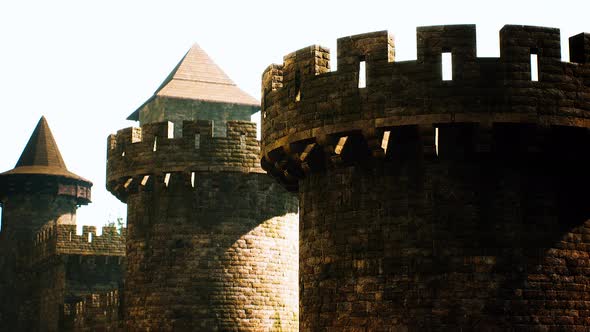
0, 117, 125, 332
0, 117, 92, 330
107, 45, 298, 330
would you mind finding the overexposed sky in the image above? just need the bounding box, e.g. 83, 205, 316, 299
0, 0, 588, 228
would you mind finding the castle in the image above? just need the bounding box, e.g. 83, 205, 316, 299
1, 24, 590, 331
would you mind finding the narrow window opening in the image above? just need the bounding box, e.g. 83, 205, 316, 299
295, 71, 301, 102
191, 172, 196, 188
164, 173, 171, 187
194, 134, 201, 149
141, 175, 149, 186
381, 131, 391, 154
121, 151, 125, 157
435, 127, 439, 156
442, 52, 452, 81
153, 137, 158, 151
124, 178, 133, 188
69, 232, 72, 241
530, 51, 539, 81
88, 232, 92, 243
334, 136, 348, 155
358, 60, 367, 88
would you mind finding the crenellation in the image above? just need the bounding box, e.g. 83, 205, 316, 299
417, 24, 477, 62
107, 119, 264, 200
263, 25, 590, 331
570, 32, 590, 64
261, 25, 590, 156
500, 25, 562, 61
31, 224, 126, 263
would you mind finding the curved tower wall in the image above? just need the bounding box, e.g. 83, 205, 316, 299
107, 120, 298, 331
261, 25, 590, 330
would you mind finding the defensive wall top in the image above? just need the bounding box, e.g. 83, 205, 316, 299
31, 223, 126, 264
261, 25, 590, 153
106, 119, 263, 202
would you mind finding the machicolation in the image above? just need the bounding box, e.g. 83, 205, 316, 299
107, 119, 263, 198
262, 25, 590, 190
262, 25, 590, 330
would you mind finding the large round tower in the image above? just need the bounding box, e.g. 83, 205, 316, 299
107, 45, 298, 331
0, 116, 92, 331
261, 25, 590, 330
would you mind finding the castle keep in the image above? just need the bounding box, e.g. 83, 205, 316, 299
261, 25, 590, 330
0, 117, 125, 331
106, 45, 299, 330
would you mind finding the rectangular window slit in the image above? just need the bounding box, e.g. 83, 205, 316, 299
442, 52, 452, 81
435, 127, 439, 156
194, 134, 200, 149
88, 233, 92, 243
530, 53, 539, 81
141, 175, 149, 186
358, 61, 366, 88
124, 178, 133, 188
191, 172, 195, 188
381, 131, 391, 154
295, 71, 301, 102
335, 136, 348, 155
164, 173, 171, 187
153, 136, 158, 152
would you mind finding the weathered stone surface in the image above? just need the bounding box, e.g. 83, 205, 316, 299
107, 119, 299, 331
261, 25, 590, 330
0, 118, 125, 332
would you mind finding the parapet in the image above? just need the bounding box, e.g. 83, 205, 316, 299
261, 25, 590, 191
31, 223, 126, 263
106, 119, 263, 202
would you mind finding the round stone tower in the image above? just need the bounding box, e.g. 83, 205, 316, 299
261, 25, 590, 330
107, 45, 298, 331
0, 116, 92, 330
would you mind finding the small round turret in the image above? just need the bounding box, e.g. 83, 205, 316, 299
0, 116, 92, 331
0, 116, 92, 235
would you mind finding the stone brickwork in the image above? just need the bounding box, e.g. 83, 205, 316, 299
261, 25, 590, 330
20, 224, 126, 332
107, 119, 299, 331
138, 97, 257, 137
61, 289, 122, 331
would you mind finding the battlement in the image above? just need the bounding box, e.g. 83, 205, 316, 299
106, 119, 264, 202
31, 223, 126, 263
261, 25, 590, 191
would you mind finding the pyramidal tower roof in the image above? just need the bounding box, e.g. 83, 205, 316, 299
128, 44, 259, 120
0, 117, 90, 183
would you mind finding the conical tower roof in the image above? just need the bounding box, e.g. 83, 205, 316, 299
128, 44, 259, 120
0, 117, 90, 183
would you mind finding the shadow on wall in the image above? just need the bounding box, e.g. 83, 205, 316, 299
125, 172, 299, 331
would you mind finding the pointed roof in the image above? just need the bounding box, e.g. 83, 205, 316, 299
128, 44, 259, 120
0, 117, 90, 182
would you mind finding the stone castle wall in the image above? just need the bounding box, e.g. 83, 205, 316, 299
61, 289, 122, 331
107, 119, 299, 331
32, 224, 126, 263
261, 25, 590, 330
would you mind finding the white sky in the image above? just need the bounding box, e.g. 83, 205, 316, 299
0, 0, 588, 228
